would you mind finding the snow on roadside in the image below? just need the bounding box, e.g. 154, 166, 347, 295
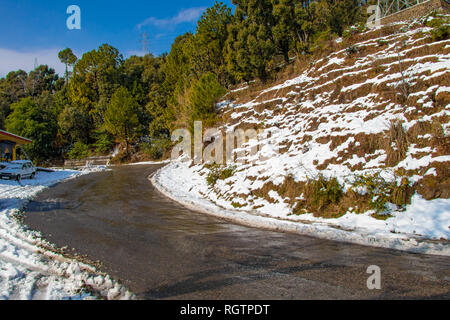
127, 160, 170, 166
151, 161, 450, 256
0, 167, 134, 300
147, 20, 450, 256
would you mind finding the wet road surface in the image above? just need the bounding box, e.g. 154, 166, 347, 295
25, 165, 450, 299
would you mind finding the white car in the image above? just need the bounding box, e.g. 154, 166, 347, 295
0, 160, 36, 181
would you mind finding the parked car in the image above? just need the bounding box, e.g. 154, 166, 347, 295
0, 160, 36, 181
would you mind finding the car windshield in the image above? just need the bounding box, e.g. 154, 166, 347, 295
4, 165, 21, 170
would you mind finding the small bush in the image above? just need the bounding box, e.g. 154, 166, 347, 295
68, 141, 90, 160
377, 39, 388, 47
93, 131, 114, 155
308, 175, 344, 212
343, 24, 366, 39
352, 173, 412, 213
206, 164, 236, 186
431, 25, 450, 42
140, 138, 171, 160
425, 15, 450, 42
346, 45, 359, 56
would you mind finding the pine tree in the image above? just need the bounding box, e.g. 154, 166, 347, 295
104, 87, 139, 155
189, 72, 226, 129
58, 48, 77, 86
226, 0, 276, 83
194, 2, 233, 85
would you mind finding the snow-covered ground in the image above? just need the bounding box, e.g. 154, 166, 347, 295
0, 167, 133, 300
127, 160, 171, 166
151, 161, 449, 256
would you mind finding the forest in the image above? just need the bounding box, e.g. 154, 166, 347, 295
0, 0, 370, 165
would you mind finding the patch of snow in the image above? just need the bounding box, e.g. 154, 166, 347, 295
0, 168, 134, 300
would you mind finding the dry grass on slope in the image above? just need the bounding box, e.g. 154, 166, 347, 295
210, 14, 450, 219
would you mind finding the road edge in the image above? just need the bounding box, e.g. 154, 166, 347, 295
149, 164, 450, 257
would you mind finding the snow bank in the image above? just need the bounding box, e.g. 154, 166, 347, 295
0, 167, 134, 300
151, 161, 449, 256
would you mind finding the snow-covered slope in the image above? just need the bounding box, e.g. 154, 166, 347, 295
153, 16, 450, 254
0, 168, 133, 300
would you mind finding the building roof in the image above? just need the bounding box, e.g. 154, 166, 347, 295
0, 130, 32, 144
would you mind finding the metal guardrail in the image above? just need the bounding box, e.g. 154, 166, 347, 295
64, 156, 111, 168
378, 0, 428, 19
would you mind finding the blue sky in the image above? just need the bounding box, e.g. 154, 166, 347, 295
0, 0, 234, 77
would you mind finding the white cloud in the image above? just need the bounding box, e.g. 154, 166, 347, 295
137, 7, 207, 30
0, 48, 66, 78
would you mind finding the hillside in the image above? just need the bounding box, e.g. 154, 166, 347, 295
152, 14, 450, 254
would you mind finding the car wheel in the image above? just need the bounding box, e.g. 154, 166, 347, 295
31, 172, 35, 179
16, 175, 21, 181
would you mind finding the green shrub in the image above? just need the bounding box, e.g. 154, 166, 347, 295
431, 24, 450, 41
346, 45, 359, 56
140, 138, 171, 160
352, 173, 412, 213
68, 141, 90, 160
310, 176, 344, 211
93, 130, 114, 154
206, 164, 236, 186
377, 39, 388, 47
189, 72, 226, 131
343, 23, 366, 39
425, 15, 450, 42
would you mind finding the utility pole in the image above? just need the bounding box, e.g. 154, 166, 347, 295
141, 31, 149, 54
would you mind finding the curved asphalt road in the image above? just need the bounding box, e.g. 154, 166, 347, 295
25, 165, 450, 300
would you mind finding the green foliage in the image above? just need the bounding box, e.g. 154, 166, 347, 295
194, 2, 232, 84
58, 48, 77, 85
327, 0, 365, 37
58, 48, 77, 66
139, 138, 172, 160
69, 44, 123, 124
93, 129, 114, 154
6, 97, 58, 163
425, 15, 450, 42
431, 24, 450, 42
26, 65, 61, 97
58, 105, 93, 145
0, 109, 4, 130
352, 173, 412, 213
225, 0, 276, 83
163, 33, 195, 99
104, 87, 139, 154
310, 175, 344, 211
189, 72, 226, 129
68, 141, 90, 160
346, 45, 359, 55
206, 164, 236, 186
0, 70, 35, 125
377, 39, 388, 47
